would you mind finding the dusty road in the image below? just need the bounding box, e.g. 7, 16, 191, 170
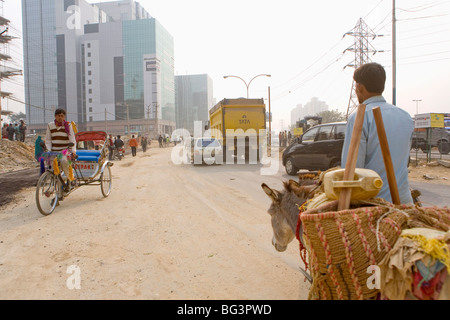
0, 147, 309, 300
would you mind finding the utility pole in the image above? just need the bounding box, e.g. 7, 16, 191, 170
343, 18, 381, 119
392, 0, 397, 106
105, 108, 107, 133
154, 102, 159, 138
146, 104, 151, 134
268, 86, 272, 157
126, 103, 130, 137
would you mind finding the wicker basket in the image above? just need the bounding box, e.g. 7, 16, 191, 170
300, 199, 411, 300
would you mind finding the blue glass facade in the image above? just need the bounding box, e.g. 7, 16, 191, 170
22, 0, 58, 126
122, 19, 174, 122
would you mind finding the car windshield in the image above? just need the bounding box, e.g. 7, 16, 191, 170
197, 139, 220, 148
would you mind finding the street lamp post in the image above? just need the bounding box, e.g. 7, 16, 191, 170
413, 99, 422, 115
223, 74, 271, 98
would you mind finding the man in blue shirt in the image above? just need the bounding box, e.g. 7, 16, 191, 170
341, 63, 414, 204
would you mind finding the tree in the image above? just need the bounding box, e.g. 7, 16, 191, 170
316, 109, 346, 124
9, 112, 27, 124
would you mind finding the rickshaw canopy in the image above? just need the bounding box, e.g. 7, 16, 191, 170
75, 131, 107, 143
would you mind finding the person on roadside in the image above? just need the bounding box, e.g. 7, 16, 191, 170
158, 134, 163, 148
6, 123, 15, 141
45, 108, 77, 190
108, 134, 115, 160
19, 120, 27, 142
14, 123, 20, 141
129, 135, 138, 157
341, 62, 414, 204
2, 123, 8, 139
142, 136, 148, 153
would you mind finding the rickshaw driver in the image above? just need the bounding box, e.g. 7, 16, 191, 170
45, 108, 78, 189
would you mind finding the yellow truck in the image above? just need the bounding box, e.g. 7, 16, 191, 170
209, 98, 266, 163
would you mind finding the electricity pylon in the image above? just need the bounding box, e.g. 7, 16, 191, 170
343, 18, 381, 119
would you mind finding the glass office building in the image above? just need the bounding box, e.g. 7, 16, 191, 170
175, 74, 214, 135
122, 19, 175, 122
22, 0, 175, 133
22, 0, 59, 127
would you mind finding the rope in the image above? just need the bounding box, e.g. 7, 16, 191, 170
296, 200, 311, 276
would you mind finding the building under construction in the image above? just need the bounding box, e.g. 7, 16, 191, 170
0, 3, 22, 127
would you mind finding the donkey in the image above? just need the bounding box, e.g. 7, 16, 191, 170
261, 177, 318, 252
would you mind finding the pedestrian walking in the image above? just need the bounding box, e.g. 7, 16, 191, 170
19, 120, 27, 142
158, 135, 163, 148
142, 136, 148, 153
107, 134, 115, 160
129, 135, 138, 157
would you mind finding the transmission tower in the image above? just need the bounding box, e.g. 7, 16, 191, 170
343, 18, 381, 119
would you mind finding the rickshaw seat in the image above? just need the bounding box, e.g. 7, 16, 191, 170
76, 150, 101, 162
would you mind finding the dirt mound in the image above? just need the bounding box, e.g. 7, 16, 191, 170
0, 139, 37, 173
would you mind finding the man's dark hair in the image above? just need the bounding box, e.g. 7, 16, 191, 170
55, 108, 66, 116
353, 63, 386, 94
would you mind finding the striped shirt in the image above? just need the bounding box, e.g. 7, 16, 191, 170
45, 121, 77, 153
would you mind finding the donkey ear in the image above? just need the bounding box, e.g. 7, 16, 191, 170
261, 183, 280, 203
288, 179, 301, 188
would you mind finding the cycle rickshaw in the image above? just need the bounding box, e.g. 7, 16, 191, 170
36, 131, 113, 216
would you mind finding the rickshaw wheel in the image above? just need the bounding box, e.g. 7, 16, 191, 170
100, 165, 112, 197
36, 171, 60, 216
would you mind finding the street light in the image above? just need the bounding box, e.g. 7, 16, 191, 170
413, 99, 422, 115
223, 74, 271, 98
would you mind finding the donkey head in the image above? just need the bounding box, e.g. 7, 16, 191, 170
261, 180, 317, 252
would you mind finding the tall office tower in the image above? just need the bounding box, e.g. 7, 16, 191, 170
175, 74, 213, 135
22, 0, 175, 136
22, 0, 108, 129
94, 0, 151, 21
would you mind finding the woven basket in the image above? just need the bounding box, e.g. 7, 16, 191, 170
300, 199, 411, 300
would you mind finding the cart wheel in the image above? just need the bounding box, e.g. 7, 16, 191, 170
36, 171, 60, 216
100, 165, 112, 197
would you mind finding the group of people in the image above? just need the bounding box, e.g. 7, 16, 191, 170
107, 134, 125, 160
278, 130, 292, 147
107, 134, 151, 159
1, 120, 27, 142
158, 134, 171, 148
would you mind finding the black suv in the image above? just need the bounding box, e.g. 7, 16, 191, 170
282, 122, 347, 175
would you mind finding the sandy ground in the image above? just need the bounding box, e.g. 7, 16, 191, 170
0, 147, 309, 300
0, 143, 448, 300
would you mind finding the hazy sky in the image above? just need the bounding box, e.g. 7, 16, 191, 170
2, 0, 450, 131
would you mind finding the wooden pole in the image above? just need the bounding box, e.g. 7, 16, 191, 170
372, 106, 401, 205
338, 104, 366, 211
268, 86, 271, 157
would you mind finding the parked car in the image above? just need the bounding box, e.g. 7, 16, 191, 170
188, 138, 223, 165
282, 122, 347, 175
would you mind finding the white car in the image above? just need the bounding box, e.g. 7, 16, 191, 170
190, 138, 223, 165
